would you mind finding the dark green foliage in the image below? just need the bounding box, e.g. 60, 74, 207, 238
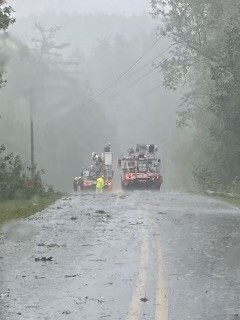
192, 167, 215, 191
0, 1, 15, 87
0, 145, 45, 200
0, 1, 15, 31
151, 0, 240, 190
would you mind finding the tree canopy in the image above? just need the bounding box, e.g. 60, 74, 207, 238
0, 0, 15, 87
0, 0, 14, 31
152, 0, 240, 189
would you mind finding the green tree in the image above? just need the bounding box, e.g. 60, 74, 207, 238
0, 0, 14, 31
0, 144, 46, 200
0, 0, 15, 87
151, 0, 240, 188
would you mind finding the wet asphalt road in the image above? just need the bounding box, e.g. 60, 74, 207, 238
0, 192, 240, 320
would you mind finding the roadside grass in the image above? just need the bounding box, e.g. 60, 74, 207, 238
205, 189, 240, 208
215, 194, 240, 208
0, 193, 62, 225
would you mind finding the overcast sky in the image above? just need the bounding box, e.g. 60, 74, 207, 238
9, 0, 151, 16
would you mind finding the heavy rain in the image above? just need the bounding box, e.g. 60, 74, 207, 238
0, 0, 240, 319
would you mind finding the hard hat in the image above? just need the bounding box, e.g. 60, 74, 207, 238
102, 175, 104, 178
108, 143, 111, 146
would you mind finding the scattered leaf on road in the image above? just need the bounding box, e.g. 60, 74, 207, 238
35, 257, 53, 262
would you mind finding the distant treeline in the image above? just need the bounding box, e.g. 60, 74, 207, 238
11, 13, 155, 55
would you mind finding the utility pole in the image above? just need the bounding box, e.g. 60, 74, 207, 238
30, 96, 35, 179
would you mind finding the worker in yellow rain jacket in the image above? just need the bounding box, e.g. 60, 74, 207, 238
96, 176, 105, 193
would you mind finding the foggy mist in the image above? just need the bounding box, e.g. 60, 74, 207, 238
1, 2, 240, 319
10, 0, 150, 16
1, 0, 185, 191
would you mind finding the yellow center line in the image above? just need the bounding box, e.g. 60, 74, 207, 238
127, 201, 168, 320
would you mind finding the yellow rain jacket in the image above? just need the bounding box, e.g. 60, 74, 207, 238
96, 177, 105, 190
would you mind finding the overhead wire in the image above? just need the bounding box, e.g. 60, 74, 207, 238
102, 44, 174, 102
119, 44, 174, 82
123, 68, 156, 90
105, 69, 156, 102
92, 36, 163, 99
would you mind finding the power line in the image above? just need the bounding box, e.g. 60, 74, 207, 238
125, 68, 156, 90
105, 68, 157, 102
92, 36, 162, 99
120, 44, 174, 82
106, 60, 164, 100
96, 44, 174, 103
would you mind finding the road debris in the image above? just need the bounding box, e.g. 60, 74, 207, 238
97, 297, 105, 304
47, 244, 61, 248
62, 310, 71, 315
0, 290, 10, 299
37, 243, 65, 248
96, 210, 107, 214
89, 259, 107, 262
64, 274, 81, 278
37, 243, 45, 247
34, 257, 53, 262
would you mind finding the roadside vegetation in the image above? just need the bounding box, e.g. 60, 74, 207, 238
0, 144, 62, 224
0, 0, 15, 87
0, 2, 61, 224
151, 0, 240, 201
213, 195, 240, 208
0, 194, 61, 225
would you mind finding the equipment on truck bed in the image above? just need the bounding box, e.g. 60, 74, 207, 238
73, 145, 114, 192
118, 144, 163, 190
